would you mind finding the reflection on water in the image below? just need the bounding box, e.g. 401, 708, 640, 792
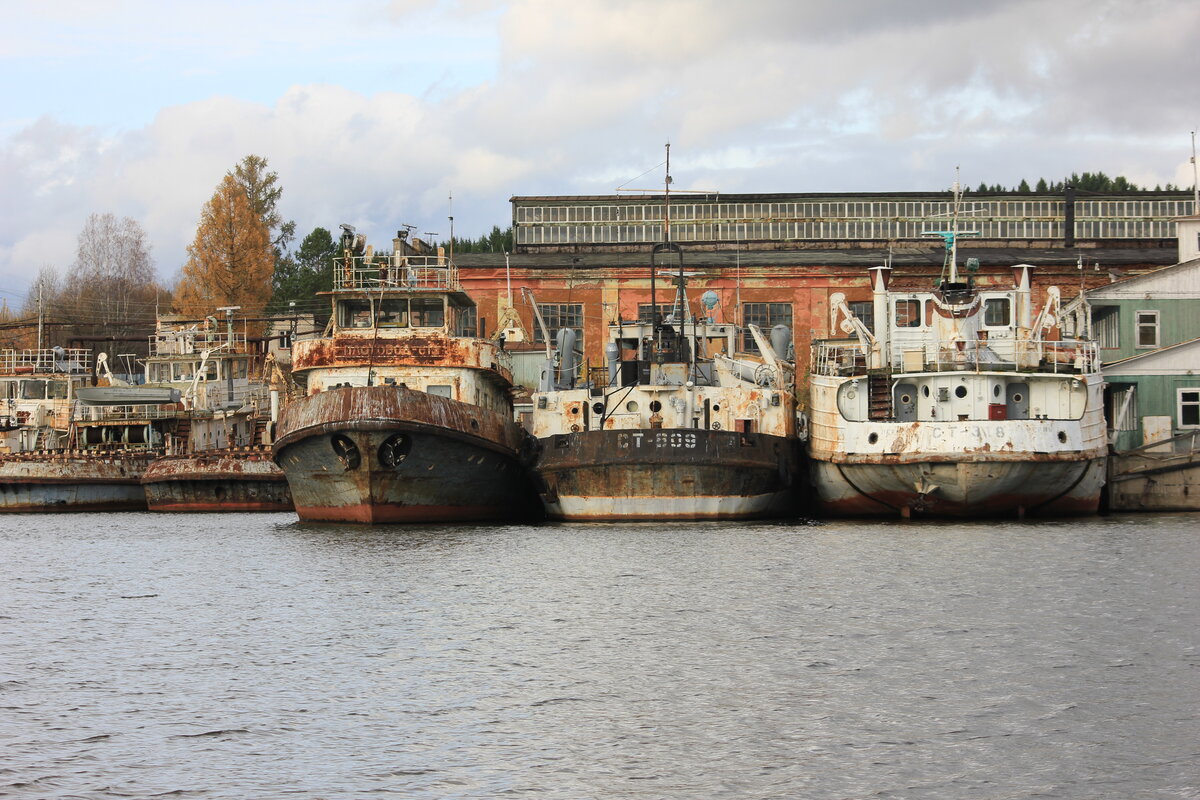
2, 512, 1198, 799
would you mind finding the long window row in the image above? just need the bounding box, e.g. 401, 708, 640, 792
515, 196, 1196, 245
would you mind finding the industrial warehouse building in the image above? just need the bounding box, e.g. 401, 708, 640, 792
452, 189, 1192, 391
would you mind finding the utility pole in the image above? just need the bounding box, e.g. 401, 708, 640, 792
36, 282, 43, 351
1192, 130, 1199, 212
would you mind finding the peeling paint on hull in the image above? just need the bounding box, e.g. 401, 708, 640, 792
142, 451, 292, 513
810, 457, 1106, 518
273, 386, 536, 524
535, 429, 800, 521
0, 452, 152, 512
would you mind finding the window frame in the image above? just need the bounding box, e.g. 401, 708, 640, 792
982, 297, 1012, 328
1178, 387, 1200, 429
534, 303, 585, 351
1135, 309, 1160, 349
893, 298, 923, 329
741, 302, 793, 353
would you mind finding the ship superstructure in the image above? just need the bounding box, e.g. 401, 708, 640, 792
139, 315, 291, 512
808, 243, 1107, 518
530, 240, 801, 521
0, 347, 92, 453
272, 227, 534, 523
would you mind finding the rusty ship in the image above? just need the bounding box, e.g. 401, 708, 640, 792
529, 152, 801, 521
272, 226, 535, 523
140, 315, 292, 513
0, 347, 180, 512
807, 187, 1106, 518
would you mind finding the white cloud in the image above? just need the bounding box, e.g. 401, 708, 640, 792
1, 0, 1197, 293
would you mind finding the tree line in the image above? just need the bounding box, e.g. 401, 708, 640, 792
974, 171, 1186, 194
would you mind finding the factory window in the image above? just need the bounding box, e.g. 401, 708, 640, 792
1135, 310, 1159, 349
534, 303, 585, 351
638, 303, 677, 324
1179, 388, 1200, 428
741, 302, 792, 352
983, 298, 1011, 327
848, 301, 875, 334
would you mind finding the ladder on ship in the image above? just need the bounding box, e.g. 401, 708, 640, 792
867, 372, 892, 420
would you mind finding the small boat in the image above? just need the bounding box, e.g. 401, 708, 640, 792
75, 386, 181, 405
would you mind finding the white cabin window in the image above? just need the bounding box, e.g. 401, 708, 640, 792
378, 299, 409, 327
983, 298, 1011, 327
1094, 307, 1119, 348
894, 299, 922, 328
410, 297, 446, 328
1178, 388, 1200, 428
1135, 310, 1159, 349
338, 299, 373, 329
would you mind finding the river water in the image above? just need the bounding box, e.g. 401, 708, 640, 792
2, 512, 1198, 799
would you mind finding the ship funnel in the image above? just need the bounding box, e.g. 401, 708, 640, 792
770, 325, 792, 361
869, 264, 892, 293
605, 342, 620, 386
555, 328, 578, 389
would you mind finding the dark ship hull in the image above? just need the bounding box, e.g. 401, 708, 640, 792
0, 451, 153, 512
810, 456, 1106, 518
142, 450, 293, 512
534, 428, 800, 521
272, 386, 535, 524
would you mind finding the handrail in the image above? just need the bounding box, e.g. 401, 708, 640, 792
333, 254, 458, 292
811, 337, 1100, 377
0, 348, 93, 374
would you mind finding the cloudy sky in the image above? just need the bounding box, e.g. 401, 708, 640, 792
2, 0, 1197, 301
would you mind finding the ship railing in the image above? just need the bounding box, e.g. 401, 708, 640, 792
811, 340, 868, 377
812, 338, 1100, 376
333, 254, 459, 292
149, 328, 248, 356
74, 403, 187, 422
0, 348, 93, 375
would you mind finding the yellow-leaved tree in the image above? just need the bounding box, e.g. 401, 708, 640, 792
175, 175, 273, 321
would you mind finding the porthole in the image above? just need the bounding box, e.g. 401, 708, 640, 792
712, 404, 720, 412
470, 418, 479, 431
1058, 431, 1067, 443
592, 402, 604, 414
379, 434, 412, 468
993, 385, 1001, 397
922, 386, 930, 398
900, 394, 913, 404
626, 401, 639, 412
954, 386, 968, 399
868, 433, 879, 445
570, 406, 580, 414
331, 434, 361, 470
1012, 393, 1024, 403
649, 401, 662, 413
